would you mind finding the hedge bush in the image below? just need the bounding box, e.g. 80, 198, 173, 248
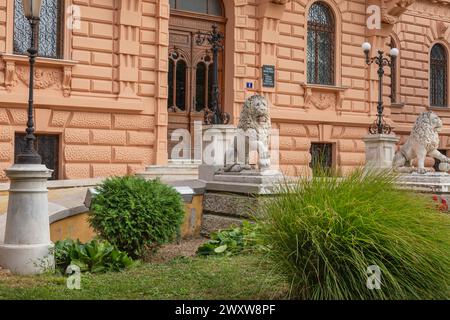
259, 169, 450, 300
89, 176, 185, 258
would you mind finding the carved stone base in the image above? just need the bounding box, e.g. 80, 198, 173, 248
396, 172, 450, 193
201, 169, 285, 233
363, 134, 399, 170
206, 170, 284, 195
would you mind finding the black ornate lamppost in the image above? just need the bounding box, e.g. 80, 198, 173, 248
362, 42, 399, 134
195, 24, 230, 125
16, 0, 42, 165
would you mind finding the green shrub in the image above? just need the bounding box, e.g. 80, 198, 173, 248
54, 239, 135, 273
259, 169, 450, 300
89, 176, 185, 258
197, 221, 262, 256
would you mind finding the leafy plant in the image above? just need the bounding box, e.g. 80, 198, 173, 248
197, 221, 262, 256
53, 239, 135, 273
89, 176, 185, 258
259, 169, 450, 300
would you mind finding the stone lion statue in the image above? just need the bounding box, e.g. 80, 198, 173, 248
393, 111, 450, 174
223, 95, 271, 172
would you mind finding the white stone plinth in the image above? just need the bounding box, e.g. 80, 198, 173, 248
363, 134, 399, 170
202, 125, 238, 166
206, 169, 284, 195
199, 125, 239, 182
0, 164, 54, 275
396, 172, 450, 193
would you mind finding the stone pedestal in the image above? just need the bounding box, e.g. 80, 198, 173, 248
363, 134, 399, 170
396, 172, 450, 193
202, 125, 238, 167
202, 169, 284, 235
396, 172, 450, 209
199, 124, 239, 183
206, 169, 284, 195
0, 164, 54, 275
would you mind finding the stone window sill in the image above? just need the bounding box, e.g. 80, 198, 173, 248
0, 53, 77, 67
429, 106, 450, 111
389, 102, 405, 108
0, 53, 78, 97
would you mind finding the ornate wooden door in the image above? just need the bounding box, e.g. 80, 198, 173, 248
168, 9, 225, 159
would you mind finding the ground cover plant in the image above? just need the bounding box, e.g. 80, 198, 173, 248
53, 239, 135, 274
197, 221, 262, 256
89, 176, 185, 258
259, 169, 450, 300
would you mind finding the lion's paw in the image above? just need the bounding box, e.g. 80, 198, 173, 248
416, 167, 431, 174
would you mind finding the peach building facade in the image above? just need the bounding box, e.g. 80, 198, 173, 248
0, 0, 449, 181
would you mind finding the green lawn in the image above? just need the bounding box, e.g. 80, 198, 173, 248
0, 255, 287, 300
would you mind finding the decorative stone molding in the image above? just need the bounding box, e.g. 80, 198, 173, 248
154, 0, 170, 164
4, 61, 16, 92
301, 83, 347, 111
257, 0, 286, 96
437, 21, 449, 39
62, 67, 72, 98
376, 0, 417, 24
408, 0, 450, 18
0, 54, 77, 95
115, 0, 142, 99
16, 66, 62, 90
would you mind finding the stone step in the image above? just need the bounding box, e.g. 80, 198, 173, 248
137, 162, 200, 181
143, 166, 199, 174
213, 173, 283, 184
206, 180, 279, 195
137, 172, 199, 182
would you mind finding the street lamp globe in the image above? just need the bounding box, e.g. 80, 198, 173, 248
362, 42, 372, 53
390, 47, 400, 57
22, 0, 42, 20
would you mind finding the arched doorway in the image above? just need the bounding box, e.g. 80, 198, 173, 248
168, 0, 226, 160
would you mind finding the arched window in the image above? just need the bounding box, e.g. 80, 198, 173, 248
307, 1, 335, 85
168, 51, 187, 111
194, 55, 215, 112
430, 44, 448, 107
390, 37, 398, 103
170, 0, 223, 16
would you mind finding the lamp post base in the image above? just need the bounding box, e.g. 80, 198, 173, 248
0, 243, 54, 275
16, 151, 42, 165
0, 164, 54, 275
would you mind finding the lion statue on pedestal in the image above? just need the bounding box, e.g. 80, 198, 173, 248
223, 94, 271, 172
393, 111, 450, 174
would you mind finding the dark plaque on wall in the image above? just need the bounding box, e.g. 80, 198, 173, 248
262, 65, 275, 88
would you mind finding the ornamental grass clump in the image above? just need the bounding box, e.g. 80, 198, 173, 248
259, 169, 450, 300
89, 176, 185, 258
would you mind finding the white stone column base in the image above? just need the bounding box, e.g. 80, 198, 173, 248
0, 164, 54, 275
363, 134, 400, 170
0, 243, 54, 275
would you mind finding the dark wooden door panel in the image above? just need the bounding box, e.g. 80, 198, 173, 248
167, 12, 225, 160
